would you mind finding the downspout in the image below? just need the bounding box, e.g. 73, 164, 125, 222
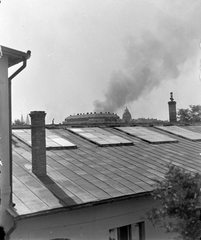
6, 51, 31, 240
8, 50, 31, 204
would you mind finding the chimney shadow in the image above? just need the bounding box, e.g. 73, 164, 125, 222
37, 175, 77, 207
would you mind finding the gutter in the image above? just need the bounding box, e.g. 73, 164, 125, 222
15, 191, 152, 221
8, 50, 31, 81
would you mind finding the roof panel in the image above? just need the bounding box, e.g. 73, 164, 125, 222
116, 127, 178, 144
68, 127, 133, 147
156, 126, 201, 141
12, 129, 77, 149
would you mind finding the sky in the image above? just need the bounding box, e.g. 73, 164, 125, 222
0, 0, 201, 123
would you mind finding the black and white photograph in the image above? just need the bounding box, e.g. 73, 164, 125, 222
0, 1, 201, 239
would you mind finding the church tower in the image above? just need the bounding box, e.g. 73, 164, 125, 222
122, 106, 132, 123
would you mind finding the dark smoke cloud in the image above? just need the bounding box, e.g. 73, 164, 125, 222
94, 1, 201, 113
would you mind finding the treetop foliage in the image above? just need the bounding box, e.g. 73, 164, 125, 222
178, 105, 201, 123
147, 164, 201, 240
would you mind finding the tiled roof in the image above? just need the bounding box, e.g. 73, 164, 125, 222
12, 125, 201, 216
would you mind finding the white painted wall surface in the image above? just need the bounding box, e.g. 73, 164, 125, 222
11, 196, 174, 240
0, 54, 14, 232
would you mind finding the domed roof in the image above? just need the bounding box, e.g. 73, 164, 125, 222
122, 107, 132, 122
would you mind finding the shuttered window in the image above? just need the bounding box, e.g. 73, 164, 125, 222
109, 222, 145, 240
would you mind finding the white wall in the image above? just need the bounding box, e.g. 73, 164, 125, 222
0, 54, 15, 232
11, 195, 174, 240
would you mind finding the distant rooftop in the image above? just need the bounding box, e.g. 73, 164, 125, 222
63, 110, 166, 127
63, 112, 121, 125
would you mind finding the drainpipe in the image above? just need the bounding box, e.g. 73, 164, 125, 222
0, 48, 31, 239
8, 51, 31, 205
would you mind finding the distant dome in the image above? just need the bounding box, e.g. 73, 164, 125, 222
122, 107, 132, 122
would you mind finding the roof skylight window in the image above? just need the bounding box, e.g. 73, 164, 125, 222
12, 129, 77, 149
156, 126, 201, 141
116, 127, 178, 144
68, 127, 133, 147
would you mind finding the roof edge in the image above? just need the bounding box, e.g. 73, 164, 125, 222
1, 45, 31, 67
14, 191, 151, 221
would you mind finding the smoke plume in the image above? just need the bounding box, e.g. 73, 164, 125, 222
94, 1, 201, 113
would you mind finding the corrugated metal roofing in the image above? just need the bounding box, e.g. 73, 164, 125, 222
12, 126, 201, 216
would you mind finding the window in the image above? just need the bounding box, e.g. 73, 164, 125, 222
109, 222, 145, 240
68, 127, 133, 147
118, 225, 132, 240
116, 127, 178, 144
137, 222, 145, 240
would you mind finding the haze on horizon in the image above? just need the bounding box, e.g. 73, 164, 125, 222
1, 0, 201, 123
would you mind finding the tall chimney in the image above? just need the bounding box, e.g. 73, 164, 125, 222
29, 111, 46, 176
168, 92, 177, 123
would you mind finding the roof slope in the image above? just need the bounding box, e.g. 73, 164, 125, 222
12, 126, 201, 216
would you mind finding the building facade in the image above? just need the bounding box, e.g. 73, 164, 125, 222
63, 112, 120, 125
11, 196, 173, 240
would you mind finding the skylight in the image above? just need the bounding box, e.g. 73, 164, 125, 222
156, 126, 201, 141
116, 127, 178, 144
68, 127, 133, 147
12, 129, 77, 149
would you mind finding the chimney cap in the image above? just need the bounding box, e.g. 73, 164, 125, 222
29, 111, 46, 116
170, 92, 174, 101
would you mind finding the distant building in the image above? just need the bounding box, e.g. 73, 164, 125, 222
122, 106, 132, 122
132, 118, 165, 124
63, 111, 120, 125
26, 114, 30, 125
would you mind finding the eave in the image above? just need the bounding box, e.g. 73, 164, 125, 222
1, 45, 31, 68
14, 191, 151, 221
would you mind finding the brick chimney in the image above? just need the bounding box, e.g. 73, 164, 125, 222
29, 111, 46, 176
168, 92, 177, 123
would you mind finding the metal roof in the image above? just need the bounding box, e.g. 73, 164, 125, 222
11, 125, 201, 216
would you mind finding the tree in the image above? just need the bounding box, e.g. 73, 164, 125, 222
147, 164, 201, 240
12, 119, 26, 125
177, 108, 192, 123
190, 105, 201, 122
177, 105, 201, 123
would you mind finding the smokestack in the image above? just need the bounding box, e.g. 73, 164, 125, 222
168, 92, 177, 123
29, 111, 46, 176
